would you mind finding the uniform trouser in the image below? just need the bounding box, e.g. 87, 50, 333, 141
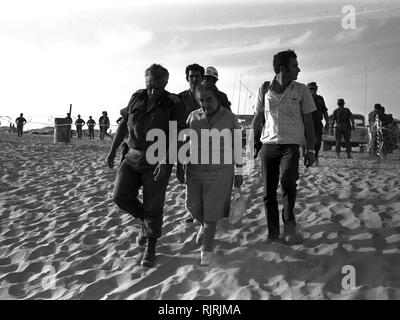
76, 126, 83, 139
17, 125, 23, 137
335, 125, 351, 154
260, 144, 300, 235
112, 159, 172, 239
88, 127, 94, 139
314, 123, 323, 159
100, 127, 105, 140
66, 126, 71, 143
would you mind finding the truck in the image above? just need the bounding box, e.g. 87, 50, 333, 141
322, 114, 369, 152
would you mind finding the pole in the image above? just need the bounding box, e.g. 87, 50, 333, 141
66, 104, 72, 145
238, 73, 242, 115
232, 72, 237, 106
363, 68, 367, 119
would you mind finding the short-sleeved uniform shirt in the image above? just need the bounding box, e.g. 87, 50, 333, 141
186, 106, 243, 171
99, 116, 110, 128
255, 80, 316, 145
75, 119, 85, 127
120, 89, 186, 166
332, 107, 352, 127
311, 94, 328, 125
15, 117, 26, 125
87, 119, 96, 127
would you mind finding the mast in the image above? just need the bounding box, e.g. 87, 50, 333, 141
237, 73, 242, 115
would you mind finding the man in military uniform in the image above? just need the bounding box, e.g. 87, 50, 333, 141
75, 114, 85, 139
307, 82, 329, 165
179, 63, 204, 120
99, 111, 110, 140
15, 113, 27, 137
331, 98, 355, 158
87, 116, 96, 139
178, 63, 205, 224
106, 64, 186, 268
202, 66, 232, 111
65, 113, 73, 144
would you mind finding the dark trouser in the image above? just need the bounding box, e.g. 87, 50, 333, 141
66, 125, 71, 144
314, 122, 323, 160
100, 127, 105, 140
76, 126, 83, 139
260, 144, 300, 235
301, 122, 323, 159
113, 159, 172, 239
88, 127, 94, 139
335, 124, 351, 155
17, 124, 23, 137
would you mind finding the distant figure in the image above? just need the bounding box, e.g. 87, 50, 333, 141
99, 111, 110, 140
65, 113, 73, 143
202, 66, 232, 111
87, 116, 96, 139
368, 103, 382, 127
178, 63, 205, 224
331, 99, 355, 158
307, 82, 329, 165
75, 114, 85, 139
15, 113, 27, 137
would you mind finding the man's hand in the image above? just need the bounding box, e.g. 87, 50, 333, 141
234, 175, 243, 188
106, 151, 116, 168
324, 123, 330, 134
153, 163, 168, 181
304, 151, 316, 168
261, 81, 271, 95
176, 164, 186, 184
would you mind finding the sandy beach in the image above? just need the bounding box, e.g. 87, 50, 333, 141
0, 132, 400, 300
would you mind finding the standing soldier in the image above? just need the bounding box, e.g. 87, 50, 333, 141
178, 63, 205, 224
15, 113, 27, 137
331, 98, 355, 158
75, 114, 85, 139
99, 111, 110, 140
87, 116, 96, 139
65, 113, 73, 143
202, 66, 232, 111
106, 64, 186, 268
307, 82, 329, 165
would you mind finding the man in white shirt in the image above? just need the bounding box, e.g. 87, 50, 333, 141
252, 49, 316, 244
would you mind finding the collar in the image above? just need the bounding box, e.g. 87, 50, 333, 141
271, 76, 295, 91
198, 104, 225, 117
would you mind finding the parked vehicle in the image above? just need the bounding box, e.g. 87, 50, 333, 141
322, 114, 369, 152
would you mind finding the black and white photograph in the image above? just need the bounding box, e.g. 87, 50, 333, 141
0, 0, 400, 303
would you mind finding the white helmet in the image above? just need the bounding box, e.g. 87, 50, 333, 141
205, 66, 219, 80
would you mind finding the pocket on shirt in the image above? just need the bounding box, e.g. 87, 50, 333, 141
288, 96, 301, 112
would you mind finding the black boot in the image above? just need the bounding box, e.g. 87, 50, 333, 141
141, 237, 157, 268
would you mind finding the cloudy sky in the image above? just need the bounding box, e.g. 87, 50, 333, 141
1, 0, 400, 129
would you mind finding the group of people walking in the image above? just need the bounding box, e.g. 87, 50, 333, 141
106, 50, 320, 268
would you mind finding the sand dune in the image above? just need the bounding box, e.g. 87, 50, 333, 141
0, 132, 400, 300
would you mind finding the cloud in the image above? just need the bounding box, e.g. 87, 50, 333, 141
172, 3, 400, 32
334, 25, 368, 42
288, 30, 313, 45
